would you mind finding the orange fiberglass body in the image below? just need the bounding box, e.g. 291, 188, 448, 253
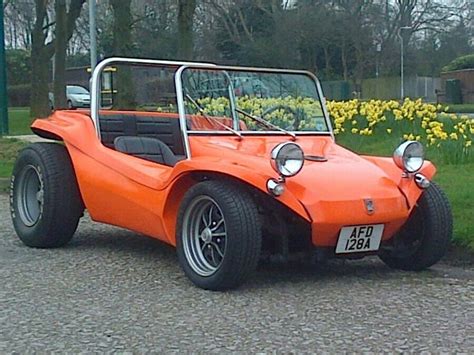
12, 58, 452, 290
31, 109, 435, 248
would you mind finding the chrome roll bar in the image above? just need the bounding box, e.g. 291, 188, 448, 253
90, 57, 215, 138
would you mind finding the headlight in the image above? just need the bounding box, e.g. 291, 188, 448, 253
393, 141, 424, 173
270, 142, 304, 177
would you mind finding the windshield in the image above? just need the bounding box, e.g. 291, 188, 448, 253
181, 68, 329, 133
67, 86, 89, 95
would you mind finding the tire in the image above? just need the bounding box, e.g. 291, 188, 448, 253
379, 182, 452, 271
67, 100, 73, 109
176, 180, 262, 291
10, 143, 84, 248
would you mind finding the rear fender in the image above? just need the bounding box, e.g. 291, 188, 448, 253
31, 111, 97, 146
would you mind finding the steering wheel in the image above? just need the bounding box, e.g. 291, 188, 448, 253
262, 104, 300, 130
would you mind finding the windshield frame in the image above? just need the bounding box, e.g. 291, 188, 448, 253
175, 64, 334, 140
89, 58, 333, 160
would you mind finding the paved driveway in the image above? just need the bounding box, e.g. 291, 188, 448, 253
1, 193, 473, 352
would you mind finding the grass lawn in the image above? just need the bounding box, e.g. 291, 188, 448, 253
7, 107, 32, 135
0, 137, 28, 191
442, 103, 474, 114
435, 163, 474, 249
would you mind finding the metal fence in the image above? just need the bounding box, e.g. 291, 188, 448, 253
64, 67, 444, 103
322, 76, 442, 102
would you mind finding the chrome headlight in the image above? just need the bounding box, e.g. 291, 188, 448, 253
393, 141, 424, 173
270, 142, 304, 177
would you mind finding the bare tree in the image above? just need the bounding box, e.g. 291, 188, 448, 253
110, 0, 136, 109
4, 0, 471, 111
53, 0, 67, 109
177, 0, 196, 59
4, 0, 36, 49
30, 0, 85, 118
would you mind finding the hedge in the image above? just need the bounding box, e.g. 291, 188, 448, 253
8, 84, 31, 107
442, 54, 474, 72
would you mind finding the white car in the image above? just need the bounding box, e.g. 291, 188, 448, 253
49, 85, 90, 109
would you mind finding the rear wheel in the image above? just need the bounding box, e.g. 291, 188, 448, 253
10, 143, 84, 248
176, 181, 261, 290
379, 182, 452, 270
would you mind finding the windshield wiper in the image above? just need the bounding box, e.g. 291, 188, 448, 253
235, 108, 296, 141
185, 94, 242, 140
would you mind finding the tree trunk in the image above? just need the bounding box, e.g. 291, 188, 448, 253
353, 42, 365, 98
110, 0, 133, 57
53, 0, 67, 109
110, 0, 136, 110
177, 0, 196, 60
30, 0, 85, 118
323, 46, 331, 79
341, 44, 348, 81
30, 0, 51, 118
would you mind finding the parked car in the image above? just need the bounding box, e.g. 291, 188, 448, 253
49, 85, 91, 109
11, 58, 452, 291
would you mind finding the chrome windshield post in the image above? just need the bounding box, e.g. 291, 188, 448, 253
175, 65, 192, 158
223, 70, 240, 131
309, 73, 335, 141
175, 63, 220, 158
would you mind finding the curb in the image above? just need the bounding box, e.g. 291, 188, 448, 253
443, 244, 474, 267
0, 178, 10, 192
3, 135, 52, 143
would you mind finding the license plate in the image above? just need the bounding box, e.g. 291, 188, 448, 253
335, 224, 384, 254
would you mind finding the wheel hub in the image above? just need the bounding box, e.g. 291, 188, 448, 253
16, 165, 43, 227
200, 228, 212, 243
182, 196, 227, 277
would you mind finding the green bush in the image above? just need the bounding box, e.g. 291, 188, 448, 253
442, 54, 474, 72
6, 49, 31, 85
8, 84, 31, 107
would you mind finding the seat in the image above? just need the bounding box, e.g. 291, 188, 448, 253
114, 136, 180, 167
98, 113, 185, 155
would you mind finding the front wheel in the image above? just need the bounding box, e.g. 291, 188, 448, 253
10, 143, 84, 248
176, 181, 262, 291
379, 182, 452, 270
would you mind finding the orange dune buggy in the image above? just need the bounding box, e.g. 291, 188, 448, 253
10, 58, 452, 290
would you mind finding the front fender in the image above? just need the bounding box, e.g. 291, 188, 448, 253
167, 159, 311, 222
159, 160, 311, 246
363, 155, 437, 210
